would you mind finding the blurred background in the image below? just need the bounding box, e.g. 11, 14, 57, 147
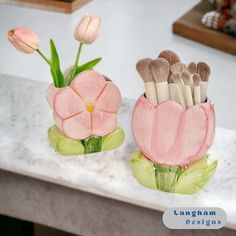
1, 0, 236, 130
1, 1, 236, 236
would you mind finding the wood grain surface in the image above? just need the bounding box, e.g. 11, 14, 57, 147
0, 0, 91, 13
173, 0, 236, 55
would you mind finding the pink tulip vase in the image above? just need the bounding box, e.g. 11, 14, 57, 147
131, 95, 218, 194
47, 70, 125, 155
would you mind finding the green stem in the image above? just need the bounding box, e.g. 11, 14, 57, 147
68, 42, 83, 84
36, 49, 51, 66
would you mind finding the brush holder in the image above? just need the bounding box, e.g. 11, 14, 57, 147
131, 94, 217, 194
46, 70, 125, 155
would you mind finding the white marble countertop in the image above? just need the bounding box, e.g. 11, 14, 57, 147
0, 74, 236, 230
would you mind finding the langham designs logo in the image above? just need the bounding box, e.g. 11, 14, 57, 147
163, 208, 227, 229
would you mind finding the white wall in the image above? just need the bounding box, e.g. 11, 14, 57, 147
1, 0, 236, 130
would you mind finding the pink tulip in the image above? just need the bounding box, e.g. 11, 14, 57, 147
132, 95, 215, 167
74, 14, 101, 44
47, 70, 122, 140
8, 27, 39, 53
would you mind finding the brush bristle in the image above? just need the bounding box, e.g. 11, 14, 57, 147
171, 62, 187, 74
150, 58, 170, 82
193, 73, 201, 86
197, 62, 211, 82
188, 62, 197, 74
171, 72, 181, 83
167, 72, 174, 84
136, 58, 153, 83
158, 50, 180, 66
182, 71, 191, 85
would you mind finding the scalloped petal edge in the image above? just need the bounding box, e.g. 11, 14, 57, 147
131, 150, 217, 194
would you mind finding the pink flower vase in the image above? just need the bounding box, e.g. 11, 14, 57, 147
131, 95, 218, 194
46, 70, 125, 155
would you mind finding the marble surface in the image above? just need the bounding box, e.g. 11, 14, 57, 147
0, 74, 236, 230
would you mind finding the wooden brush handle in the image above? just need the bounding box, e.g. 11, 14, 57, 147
169, 84, 179, 103
155, 81, 169, 103
194, 86, 201, 104
145, 82, 158, 105
184, 85, 193, 108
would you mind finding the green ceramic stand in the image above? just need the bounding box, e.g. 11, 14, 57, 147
48, 125, 125, 155
131, 150, 217, 194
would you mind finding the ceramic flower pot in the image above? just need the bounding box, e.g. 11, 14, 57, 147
47, 70, 125, 155
131, 94, 217, 194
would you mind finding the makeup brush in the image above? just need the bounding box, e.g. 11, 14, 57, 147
168, 75, 179, 103
182, 71, 193, 108
136, 58, 158, 105
188, 62, 197, 93
158, 50, 180, 66
150, 58, 170, 103
172, 72, 186, 109
193, 73, 201, 105
170, 62, 188, 74
197, 62, 211, 102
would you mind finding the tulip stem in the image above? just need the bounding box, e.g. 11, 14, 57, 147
69, 42, 83, 84
36, 49, 51, 66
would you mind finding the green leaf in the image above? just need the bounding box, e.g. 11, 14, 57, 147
48, 125, 65, 149
75, 58, 102, 76
131, 150, 157, 190
83, 136, 102, 154
174, 157, 218, 194
57, 138, 84, 155
50, 39, 64, 87
102, 127, 125, 151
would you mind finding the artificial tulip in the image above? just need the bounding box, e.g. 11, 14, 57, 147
8, 27, 39, 53
74, 14, 101, 44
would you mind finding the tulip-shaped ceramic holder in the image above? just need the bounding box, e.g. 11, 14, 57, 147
47, 70, 125, 155
131, 95, 217, 194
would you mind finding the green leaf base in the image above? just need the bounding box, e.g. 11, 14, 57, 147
131, 150, 218, 194
48, 125, 125, 155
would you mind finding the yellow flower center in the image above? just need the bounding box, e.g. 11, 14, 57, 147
86, 103, 94, 112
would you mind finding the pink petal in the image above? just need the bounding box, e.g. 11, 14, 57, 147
74, 14, 91, 41
71, 70, 106, 104
151, 100, 183, 165
54, 87, 85, 119
46, 84, 61, 110
180, 104, 207, 165
84, 16, 101, 44
92, 109, 117, 136
13, 28, 39, 49
62, 111, 91, 140
132, 95, 156, 160
94, 81, 121, 112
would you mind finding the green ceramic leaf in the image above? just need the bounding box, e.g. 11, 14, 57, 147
131, 150, 217, 194
50, 39, 64, 87
131, 150, 157, 190
57, 137, 84, 155
102, 127, 125, 151
83, 136, 102, 154
174, 157, 218, 194
48, 125, 64, 149
154, 164, 183, 192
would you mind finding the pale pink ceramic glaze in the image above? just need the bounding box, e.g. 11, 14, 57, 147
132, 95, 215, 167
47, 70, 122, 140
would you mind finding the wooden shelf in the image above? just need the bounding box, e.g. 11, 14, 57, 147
0, 0, 91, 13
172, 0, 236, 55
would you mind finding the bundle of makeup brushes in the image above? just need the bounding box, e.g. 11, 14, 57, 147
136, 50, 211, 109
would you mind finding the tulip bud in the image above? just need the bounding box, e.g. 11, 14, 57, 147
8, 27, 39, 53
74, 14, 101, 44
